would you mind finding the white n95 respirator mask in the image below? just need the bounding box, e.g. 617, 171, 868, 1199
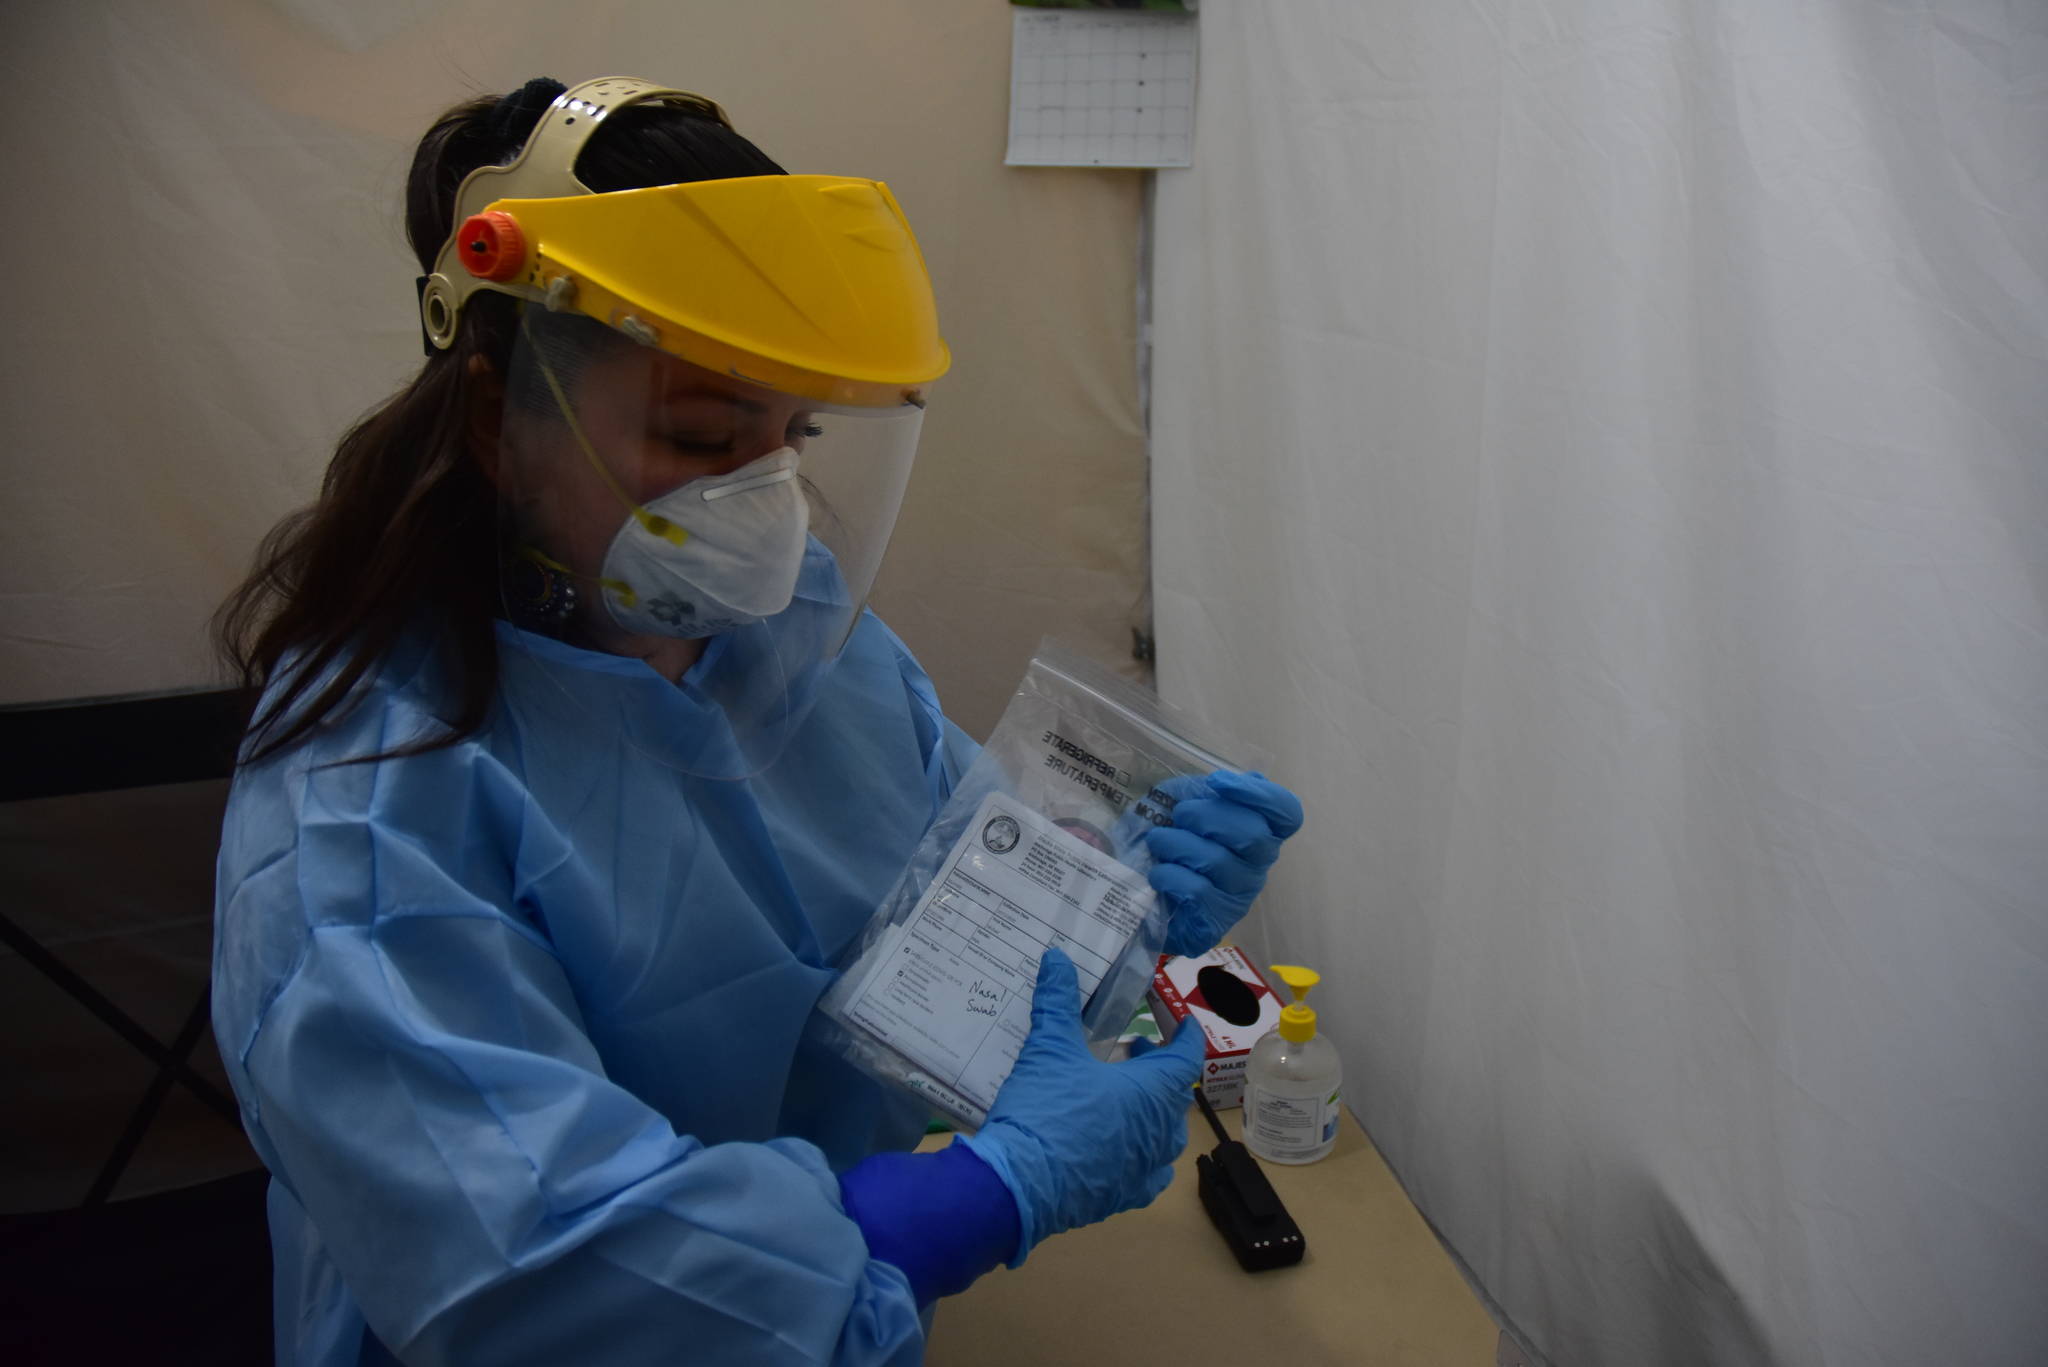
601, 447, 811, 639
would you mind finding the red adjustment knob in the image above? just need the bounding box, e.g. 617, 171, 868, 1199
455, 211, 527, 281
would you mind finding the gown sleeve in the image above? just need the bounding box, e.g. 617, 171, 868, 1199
219, 734, 926, 1366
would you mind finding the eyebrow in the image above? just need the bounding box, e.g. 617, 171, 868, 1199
664, 387, 768, 415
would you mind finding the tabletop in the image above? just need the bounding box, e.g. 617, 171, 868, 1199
921, 1104, 1500, 1366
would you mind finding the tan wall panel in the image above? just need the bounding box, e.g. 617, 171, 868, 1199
0, 0, 1148, 739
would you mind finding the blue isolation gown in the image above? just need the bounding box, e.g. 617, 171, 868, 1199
212, 609, 978, 1365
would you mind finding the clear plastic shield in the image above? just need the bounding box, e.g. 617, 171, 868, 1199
493, 306, 925, 779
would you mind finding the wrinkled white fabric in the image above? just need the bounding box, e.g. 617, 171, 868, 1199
1151, 3, 2048, 1365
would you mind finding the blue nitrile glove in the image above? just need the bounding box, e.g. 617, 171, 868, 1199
839, 1140, 1021, 1306
1145, 769, 1306, 958
959, 947, 1207, 1263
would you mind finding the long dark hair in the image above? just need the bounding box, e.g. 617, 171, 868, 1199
214, 82, 785, 766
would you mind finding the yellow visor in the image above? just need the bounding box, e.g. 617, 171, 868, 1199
433, 174, 949, 408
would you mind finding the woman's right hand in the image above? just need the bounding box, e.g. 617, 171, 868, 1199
960, 947, 1207, 1260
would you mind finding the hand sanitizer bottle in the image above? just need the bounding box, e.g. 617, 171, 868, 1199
1243, 964, 1342, 1165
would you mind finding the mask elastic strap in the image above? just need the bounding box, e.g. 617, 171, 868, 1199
513, 543, 639, 609
518, 306, 690, 549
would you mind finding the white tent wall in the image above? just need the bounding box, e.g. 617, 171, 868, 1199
1152, 4, 2046, 1366
0, 1, 1153, 740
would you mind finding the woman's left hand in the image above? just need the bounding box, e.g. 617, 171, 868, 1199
1142, 770, 1305, 958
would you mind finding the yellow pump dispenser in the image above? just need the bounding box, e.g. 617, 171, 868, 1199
1271, 965, 1321, 1044
1243, 961, 1342, 1164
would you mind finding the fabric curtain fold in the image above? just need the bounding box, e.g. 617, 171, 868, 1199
1150, 4, 2048, 1364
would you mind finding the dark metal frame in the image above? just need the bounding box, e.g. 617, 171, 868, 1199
0, 686, 254, 1205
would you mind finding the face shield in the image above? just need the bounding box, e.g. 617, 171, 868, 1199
494, 308, 926, 775
420, 78, 949, 779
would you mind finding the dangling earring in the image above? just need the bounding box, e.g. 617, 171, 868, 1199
503, 546, 579, 629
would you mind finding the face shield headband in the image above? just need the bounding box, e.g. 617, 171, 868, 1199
418, 77, 950, 408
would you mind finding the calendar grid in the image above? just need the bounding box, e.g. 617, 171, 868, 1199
1006, 11, 1198, 169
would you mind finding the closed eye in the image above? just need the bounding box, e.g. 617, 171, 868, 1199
666, 434, 735, 454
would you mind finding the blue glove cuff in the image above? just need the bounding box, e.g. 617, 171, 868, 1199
956, 1124, 1046, 1268
838, 1140, 1022, 1305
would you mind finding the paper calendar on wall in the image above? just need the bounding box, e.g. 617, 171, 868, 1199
1006, 9, 1198, 169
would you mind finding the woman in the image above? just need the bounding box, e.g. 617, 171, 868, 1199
213, 76, 1302, 1366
